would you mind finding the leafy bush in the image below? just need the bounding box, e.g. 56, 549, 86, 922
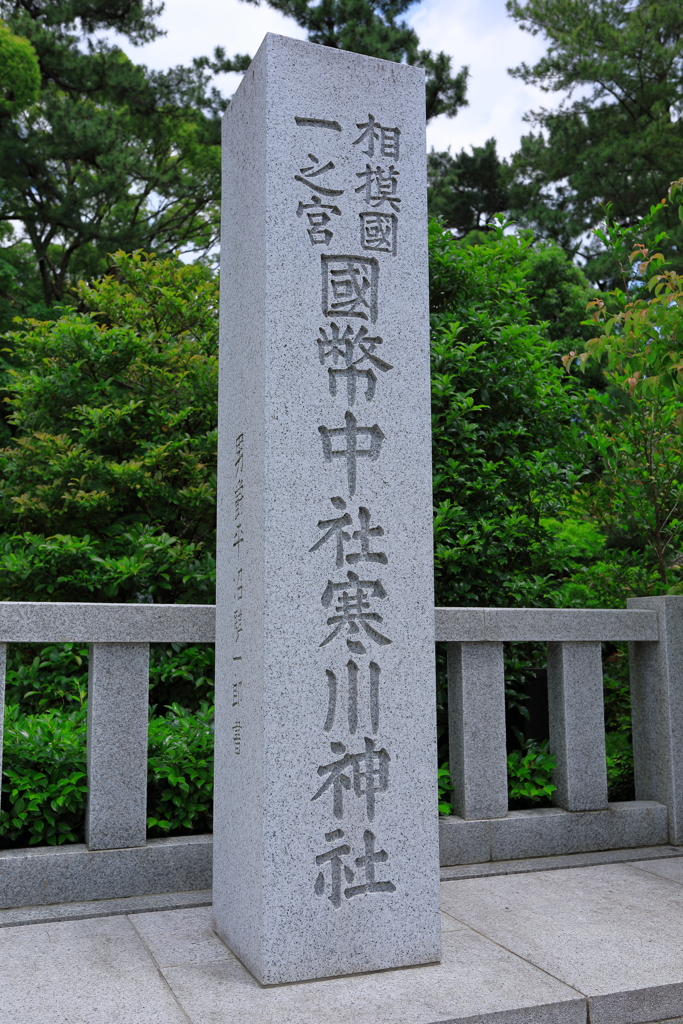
437, 762, 453, 815
429, 219, 589, 769
146, 703, 213, 837
0, 250, 218, 605
507, 739, 557, 808
429, 217, 585, 611
603, 647, 635, 801
606, 731, 635, 802
0, 706, 88, 845
149, 644, 214, 711
0, 702, 214, 849
4, 643, 88, 712
4, 641, 214, 716
437, 741, 557, 816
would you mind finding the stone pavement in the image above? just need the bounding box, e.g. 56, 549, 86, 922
2, 856, 683, 1024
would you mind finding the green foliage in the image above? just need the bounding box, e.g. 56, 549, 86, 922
4, 643, 88, 713
606, 730, 634, 801
0, 701, 214, 849
0, 0, 252, 304
429, 218, 592, 769
437, 762, 453, 815
505, 0, 683, 281
603, 647, 633, 734
507, 738, 557, 806
0, 231, 55, 336
566, 187, 683, 591
149, 644, 215, 711
242, 0, 469, 121
0, 0, 467, 306
429, 217, 584, 609
4, 640, 214, 717
427, 139, 511, 235
0, 705, 88, 845
146, 703, 214, 837
0, 20, 40, 115
0, 250, 218, 604
517, 239, 598, 360
438, 743, 558, 816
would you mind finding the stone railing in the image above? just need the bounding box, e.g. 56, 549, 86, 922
437, 598, 682, 867
0, 603, 216, 911
1, 597, 682, 909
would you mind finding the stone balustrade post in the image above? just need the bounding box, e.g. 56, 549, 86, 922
546, 641, 608, 811
447, 641, 508, 819
86, 642, 150, 851
628, 595, 683, 844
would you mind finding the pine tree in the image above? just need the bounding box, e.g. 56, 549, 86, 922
506, 0, 683, 282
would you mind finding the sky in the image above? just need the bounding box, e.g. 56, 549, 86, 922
112, 0, 560, 160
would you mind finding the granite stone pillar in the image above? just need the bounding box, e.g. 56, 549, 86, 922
86, 642, 149, 851
628, 595, 683, 843
447, 641, 508, 819
213, 33, 441, 984
547, 641, 608, 811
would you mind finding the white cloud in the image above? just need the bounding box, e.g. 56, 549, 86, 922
111, 0, 560, 157
111, 0, 308, 98
415, 0, 555, 158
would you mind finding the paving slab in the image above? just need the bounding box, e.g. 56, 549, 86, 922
131, 907, 234, 968
629, 857, 683, 886
4, 863, 683, 1023
160, 914, 584, 1024
441, 863, 683, 1024
0, 914, 190, 1024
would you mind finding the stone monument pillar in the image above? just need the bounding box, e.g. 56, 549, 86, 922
213, 33, 440, 985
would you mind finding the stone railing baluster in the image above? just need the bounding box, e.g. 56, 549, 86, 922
628, 595, 683, 845
546, 641, 608, 811
85, 642, 150, 851
447, 641, 508, 819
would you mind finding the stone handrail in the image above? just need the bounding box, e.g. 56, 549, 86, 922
434, 606, 658, 642
437, 604, 660, 822
0, 600, 659, 643
0, 602, 215, 643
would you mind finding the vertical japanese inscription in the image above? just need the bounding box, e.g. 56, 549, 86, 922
232, 433, 244, 755
217, 36, 438, 983
295, 110, 404, 908
353, 115, 402, 256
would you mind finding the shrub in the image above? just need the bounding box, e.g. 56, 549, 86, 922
0, 702, 214, 849
507, 739, 557, 808
0, 706, 88, 846
0, 250, 218, 605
